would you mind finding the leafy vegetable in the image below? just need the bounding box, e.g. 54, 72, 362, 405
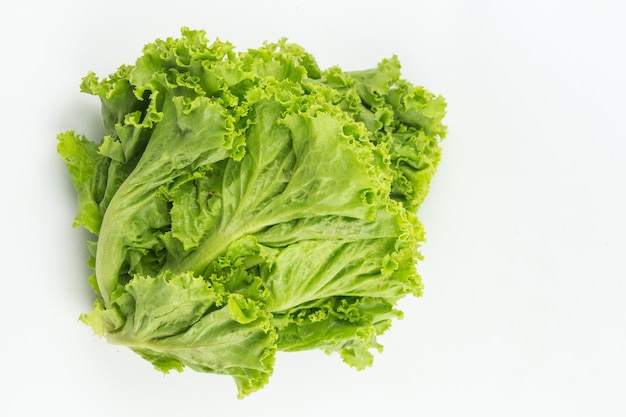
58, 27, 446, 398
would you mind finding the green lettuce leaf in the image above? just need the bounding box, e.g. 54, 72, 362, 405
59, 27, 446, 398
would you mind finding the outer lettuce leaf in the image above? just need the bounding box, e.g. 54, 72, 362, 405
328, 56, 447, 211
274, 296, 401, 369
57, 131, 104, 234
59, 27, 446, 398
81, 272, 275, 398
94, 94, 236, 303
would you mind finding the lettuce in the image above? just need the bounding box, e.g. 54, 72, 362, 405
58, 28, 446, 398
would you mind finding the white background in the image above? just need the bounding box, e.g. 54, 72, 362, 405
1, 1, 625, 416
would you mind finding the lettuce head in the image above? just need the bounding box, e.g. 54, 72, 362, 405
58, 28, 447, 398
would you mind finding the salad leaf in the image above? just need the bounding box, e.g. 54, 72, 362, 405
58, 27, 446, 398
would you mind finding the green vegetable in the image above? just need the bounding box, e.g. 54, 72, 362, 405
58, 27, 446, 398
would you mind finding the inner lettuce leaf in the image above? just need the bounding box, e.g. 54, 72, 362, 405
58, 28, 446, 398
